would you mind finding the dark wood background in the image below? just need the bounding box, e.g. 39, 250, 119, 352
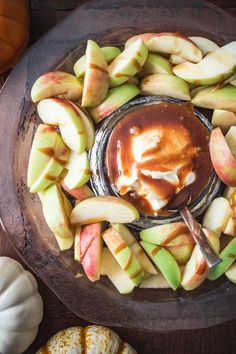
0, 1, 236, 353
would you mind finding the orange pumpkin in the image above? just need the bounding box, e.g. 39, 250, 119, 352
0, 0, 29, 73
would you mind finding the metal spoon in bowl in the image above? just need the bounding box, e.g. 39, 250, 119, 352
167, 189, 221, 269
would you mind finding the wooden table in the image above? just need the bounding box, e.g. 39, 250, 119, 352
0, 1, 236, 353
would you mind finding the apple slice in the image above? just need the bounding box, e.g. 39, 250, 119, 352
139, 53, 173, 78
89, 83, 140, 123
139, 273, 171, 289
173, 42, 236, 85
82, 40, 109, 108
189, 36, 219, 56
223, 217, 235, 236
192, 85, 236, 112
70, 196, 139, 225
212, 109, 236, 133
140, 73, 190, 101
140, 241, 181, 290
74, 227, 81, 261
101, 248, 135, 294
102, 227, 144, 286
166, 242, 194, 266
181, 229, 220, 290
37, 97, 87, 153
74, 46, 121, 78
202, 197, 232, 234
61, 181, 94, 201
208, 237, 236, 280
209, 127, 236, 185
63, 151, 91, 190
77, 223, 102, 282
125, 33, 202, 63
169, 55, 186, 65
108, 38, 148, 87
112, 224, 157, 275
225, 262, 236, 284
69, 102, 95, 149
223, 186, 236, 199
40, 183, 74, 240
31, 71, 83, 102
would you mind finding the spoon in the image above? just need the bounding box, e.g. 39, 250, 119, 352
167, 189, 221, 269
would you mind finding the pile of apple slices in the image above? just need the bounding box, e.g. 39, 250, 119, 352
27, 32, 236, 294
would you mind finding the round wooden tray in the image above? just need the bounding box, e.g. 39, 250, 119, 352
0, 0, 236, 331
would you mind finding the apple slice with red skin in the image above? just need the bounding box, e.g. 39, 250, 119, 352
181, 229, 220, 290
31, 71, 83, 102
82, 40, 109, 108
210, 127, 236, 186
125, 32, 202, 63
75, 222, 102, 282
61, 180, 95, 201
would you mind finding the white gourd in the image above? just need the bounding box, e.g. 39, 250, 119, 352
0, 257, 43, 354
37, 325, 137, 354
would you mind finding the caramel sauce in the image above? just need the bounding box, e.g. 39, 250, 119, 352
161, 224, 189, 246
151, 245, 161, 257
114, 242, 127, 254
124, 251, 133, 271
130, 268, 142, 279
106, 102, 212, 215
89, 63, 108, 74
38, 147, 67, 166
196, 259, 207, 275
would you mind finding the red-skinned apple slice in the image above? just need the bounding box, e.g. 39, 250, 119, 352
61, 181, 95, 201
70, 196, 139, 225
31, 71, 83, 102
125, 32, 202, 63
82, 40, 109, 108
210, 127, 236, 186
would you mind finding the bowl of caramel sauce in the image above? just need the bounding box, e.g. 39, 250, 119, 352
90, 96, 221, 228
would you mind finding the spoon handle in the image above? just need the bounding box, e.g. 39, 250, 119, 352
180, 207, 221, 269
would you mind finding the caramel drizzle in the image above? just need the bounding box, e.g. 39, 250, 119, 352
124, 251, 133, 271
130, 268, 143, 279
84, 169, 93, 176
196, 259, 207, 275
38, 147, 67, 166
132, 57, 142, 71
90, 63, 108, 74
114, 72, 133, 79
80, 237, 95, 262
38, 346, 51, 354
45, 174, 57, 181
161, 225, 189, 246
114, 242, 126, 254
151, 245, 161, 257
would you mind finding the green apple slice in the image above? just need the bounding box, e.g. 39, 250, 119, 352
140, 241, 181, 290
181, 229, 220, 290
125, 32, 202, 63
108, 38, 148, 87
37, 97, 87, 153
31, 71, 83, 102
74, 46, 121, 78
29, 131, 69, 193
40, 183, 74, 240
139, 53, 173, 78
112, 224, 157, 275
208, 237, 236, 280
140, 73, 190, 100
82, 40, 109, 108
69, 102, 95, 149
61, 181, 95, 201
101, 247, 135, 294
139, 273, 171, 288
173, 42, 236, 85
102, 228, 144, 286
89, 83, 140, 123
212, 109, 236, 133
191, 85, 236, 112
63, 151, 91, 190
225, 262, 236, 283
203, 197, 231, 235
70, 196, 139, 225
27, 124, 58, 188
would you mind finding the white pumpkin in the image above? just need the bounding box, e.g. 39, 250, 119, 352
0, 257, 43, 354
37, 325, 137, 354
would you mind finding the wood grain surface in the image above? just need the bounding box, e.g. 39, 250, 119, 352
0, 1, 235, 353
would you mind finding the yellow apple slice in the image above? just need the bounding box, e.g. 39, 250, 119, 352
210, 127, 236, 185
74, 227, 81, 261
140, 73, 190, 100
202, 197, 232, 235
112, 224, 157, 275
101, 248, 135, 294
125, 32, 202, 63
138, 53, 173, 78
63, 151, 91, 190
31, 71, 83, 102
173, 42, 236, 85
82, 40, 109, 108
223, 217, 235, 236
212, 109, 236, 133
70, 196, 139, 225
139, 273, 171, 289
37, 97, 87, 153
